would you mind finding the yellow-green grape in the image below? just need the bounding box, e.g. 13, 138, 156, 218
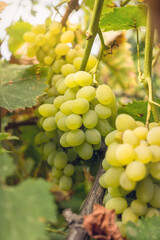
108, 186, 127, 198
134, 145, 152, 164
130, 199, 147, 216
133, 127, 148, 140
59, 175, 72, 191
73, 57, 82, 70
95, 104, 111, 119
55, 43, 70, 56
119, 172, 136, 191
53, 152, 68, 169
71, 98, 89, 115
53, 177, 60, 185
65, 73, 77, 88
47, 151, 57, 165
150, 162, 160, 180
44, 56, 54, 65
136, 121, 145, 127
93, 141, 101, 150
27, 43, 38, 57
31, 24, 46, 34
57, 116, 69, 131
45, 32, 57, 47
96, 118, 111, 137
76, 48, 85, 57
122, 207, 138, 224
85, 55, 97, 71
149, 145, 160, 162
51, 74, 63, 85
149, 184, 160, 208
82, 110, 98, 129
115, 114, 137, 132
116, 143, 135, 165
63, 163, 75, 176
64, 88, 78, 101
36, 49, 46, 62
23, 31, 36, 43
38, 104, 58, 117
45, 130, 57, 139
66, 49, 77, 63
102, 158, 111, 171
85, 128, 101, 145
66, 114, 82, 130
105, 143, 123, 167
136, 177, 154, 203
60, 30, 75, 43
60, 100, 73, 115
103, 167, 124, 187
43, 141, 56, 158
48, 48, 56, 58
47, 87, 57, 97
54, 96, 65, 109
35, 34, 46, 46
49, 21, 61, 35
96, 84, 114, 105
147, 127, 160, 146
105, 197, 128, 214
145, 208, 160, 218
42, 43, 51, 53
67, 148, 77, 162
122, 130, 139, 147
66, 129, 85, 146
44, 96, 55, 104
126, 161, 146, 181
76, 86, 96, 101
74, 71, 92, 86
140, 140, 148, 146
34, 132, 48, 145
52, 59, 66, 74
76, 141, 93, 160
99, 174, 108, 189
56, 80, 68, 94
52, 167, 63, 178
105, 130, 117, 146
55, 78, 64, 90
42, 117, 57, 132
55, 111, 65, 123
61, 64, 76, 76
149, 122, 159, 130
60, 132, 70, 147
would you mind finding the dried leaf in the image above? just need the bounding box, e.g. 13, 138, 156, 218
83, 204, 124, 240
0, 1, 7, 14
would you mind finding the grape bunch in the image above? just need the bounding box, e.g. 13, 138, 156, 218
100, 113, 160, 227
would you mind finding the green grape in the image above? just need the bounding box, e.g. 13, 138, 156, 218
149, 184, 160, 208
49, 21, 61, 35
133, 127, 148, 140
38, 104, 58, 117
55, 43, 70, 56
116, 143, 135, 165
103, 167, 124, 187
73, 57, 82, 70
45, 31, 57, 47
57, 116, 69, 131
44, 97, 55, 104
67, 148, 77, 162
66, 114, 82, 130
82, 110, 98, 129
52, 167, 63, 178
73, 166, 85, 182
150, 162, 160, 180
61, 64, 76, 77
71, 98, 89, 115
96, 118, 111, 137
53, 177, 60, 185
56, 79, 68, 94
147, 127, 160, 146
64, 88, 77, 101
95, 104, 111, 119
99, 174, 108, 189
105, 130, 117, 146
42, 117, 57, 132
115, 114, 137, 132
122, 207, 138, 224
47, 87, 57, 97
66, 49, 77, 63
105, 143, 123, 167
54, 96, 65, 109
47, 151, 57, 165
85, 55, 97, 71
75, 71, 92, 86
102, 158, 111, 171
43, 56, 54, 65
119, 172, 136, 191
136, 177, 154, 203
122, 129, 139, 147
108, 186, 125, 197
31, 24, 46, 34
96, 84, 114, 105
149, 145, 160, 162
60, 100, 73, 115
36, 49, 46, 63
134, 145, 152, 163
59, 175, 72, 191
52, 59, 66, 74
76, 141, 93, 160
35, 34, 46, 46
136, 121, 145, 127
41, 43, 50, 52
59, 132, 69, 147
65, 73, 78, 88
55, 78, 64, 90
35, 132, 47, 145
60, 30, 75, 43
43, 141, 56, 158
76, 86, 96, 101
85, 128, 101, 145
145, 208, 160, 218
55, 111, 65, 123
126, 161, 146, 181
45, 130, 57, 139
66, 129, 85, 146
105, 197, 128, 214
76, 48, 85, 57
93, 141, 101, 150
53, 152, 68, 169
23, 31, 36, 43
130, 199, 147, 216
27, 43, 38, 57
51, 74, 64, 85
149, 122, 159, 130
63, 163, 75, 176
48, 48, 56, 58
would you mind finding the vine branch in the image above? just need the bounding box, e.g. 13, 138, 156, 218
61, 0, 79, 26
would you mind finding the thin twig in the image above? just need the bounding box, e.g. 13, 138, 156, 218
5, 117, 38, 131
46, 227, 67, 236
61, 0, 79, 26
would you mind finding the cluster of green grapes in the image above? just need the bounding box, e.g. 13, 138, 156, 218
24, 21, 117, 190
100, 113, 160, 227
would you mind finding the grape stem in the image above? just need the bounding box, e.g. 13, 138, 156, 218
46, 227, 67, 236
61, 0, 79, 26
80, 0, 104, 71
120, 0, 131, 7
136, 29, 144, 83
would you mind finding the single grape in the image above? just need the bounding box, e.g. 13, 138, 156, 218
71, 98, 89, 115
115, 114, 137, 132
105, 197, 128, 214
130, 199, 147, 216
52, 167, 63, 178
103, 167, 124, 187
54, 96, 66, 109
102, 158, 111, 171
43, 141, 56, 158
85, 55, 97, 71
96, 84, 114, 105
38, 104, 58, 117
147, 127, 160, 146
66, 49, 77, 63
60, 30, 75, 43
82, 110, 98, 129
55, 111, 65, 123
56, 79, 68, 94
126, 161, 146, 181
42, 117, 57, 132
60, 100, 73, 115
76, 86, 96, 101
59, 175, 72, 191
74, 71, 92, 86
73, 57, 82, 70
57, 116, 69, 131
134, 145, 152, 163
55, 43, 70, 56
150, 162, 160, 180
116, 143, 135, 165
119, 171, 136, 191
66, 114, 82, 130
23, 31, 36, 43
35, 34, 46, 46
47, 151, 57, 165
67, 148, 77, 162
60, 132, 70, 147
99, 174, 108, 189
136, 177, 154, 203
63, 163, 75, 176
95, 104, 111, 119
149, 184, 160, 208
122, 207, 138, 224
105, 130, 117, 146
49, 21, 61, 35
145, 208, 160, 218
96, 118, 111, 137
85, 128, 101, 145
65, 73, 78, 88
76, 141, 93, 160
31, 24, 46, 34
133, 127, 148, 140
122, 129, 139, 147
61, 64, 76, 76
53, 152, 68, 169
149, 145, 160, 162
52, 59, 66, 74
64, 88, 78, 101
66, 129, 85, 146
105, 143, 123, 167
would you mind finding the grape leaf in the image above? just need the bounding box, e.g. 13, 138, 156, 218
0, 153, 16, 180
0, 63, 47, 111
6, 21, 32, 55
0, 132, 18, 141
100, 5, 146, 31
126, 216, 160, 240
0, 179, 58, 240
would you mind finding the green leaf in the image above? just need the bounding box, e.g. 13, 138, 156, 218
6, 21, 32, 55
0, 145, 10, 154
0, 63, 47, 111
85, 0, 114, 14
0, 153, 16, 180
0, 133, 9, 141
100, 5, 146, 31
126, 216, 160, 240
0, 179, 58, 240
